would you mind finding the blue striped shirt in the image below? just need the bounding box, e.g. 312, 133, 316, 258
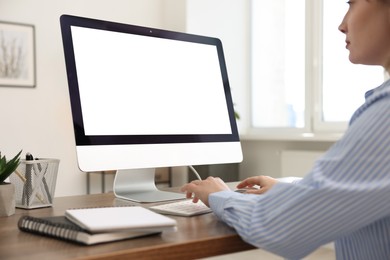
209, 79, 390, 259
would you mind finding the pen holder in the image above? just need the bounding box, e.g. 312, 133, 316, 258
10, 158, 60, 209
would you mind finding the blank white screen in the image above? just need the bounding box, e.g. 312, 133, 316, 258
71, 26, 231, 136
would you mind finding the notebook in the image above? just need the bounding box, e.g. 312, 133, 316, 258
18, 206, 177, 245
18, 215, 161, 245
65, 206, 177, 233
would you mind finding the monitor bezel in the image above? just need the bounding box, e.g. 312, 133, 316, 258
60, 14, 239, 147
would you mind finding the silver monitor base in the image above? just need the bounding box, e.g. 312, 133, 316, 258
113, 168, 185, 203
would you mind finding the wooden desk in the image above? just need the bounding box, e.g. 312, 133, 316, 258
1, 192, 254, 260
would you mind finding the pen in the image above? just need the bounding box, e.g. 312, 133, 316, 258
34, 157, 52, 203
14, 169, 45, 204
36, 158, 52, 203
22, 152, 34, 206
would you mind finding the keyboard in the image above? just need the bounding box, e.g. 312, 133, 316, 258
150, 199, 212, 217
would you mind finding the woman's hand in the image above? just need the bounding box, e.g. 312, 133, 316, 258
236, 175, 278, 194
180, 176, 230, 206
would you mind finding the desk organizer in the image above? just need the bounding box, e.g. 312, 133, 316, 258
10, 158, 60, 209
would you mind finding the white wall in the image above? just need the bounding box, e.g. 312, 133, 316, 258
0, 0, 184, 196
185, 0, 250, 133
240, 140, 332, 179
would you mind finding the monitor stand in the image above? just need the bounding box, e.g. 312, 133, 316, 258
113, 168, 186, 203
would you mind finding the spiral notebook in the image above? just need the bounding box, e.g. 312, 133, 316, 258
18, 206, 177, 245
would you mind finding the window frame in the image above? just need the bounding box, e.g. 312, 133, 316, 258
311, 0, 349, 133
247, 0, 368, 140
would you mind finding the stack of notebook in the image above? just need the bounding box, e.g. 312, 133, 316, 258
18, 206, 177, 245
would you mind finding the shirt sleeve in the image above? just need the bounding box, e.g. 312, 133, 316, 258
209, 85, 390, 259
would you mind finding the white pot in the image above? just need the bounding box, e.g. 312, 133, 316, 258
0, 182, 16, 217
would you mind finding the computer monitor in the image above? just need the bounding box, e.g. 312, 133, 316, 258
60, 14, 242, 202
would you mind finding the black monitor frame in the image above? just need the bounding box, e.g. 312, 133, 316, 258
60, 14, 240, 148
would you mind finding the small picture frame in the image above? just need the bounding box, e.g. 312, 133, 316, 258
0, 21, 35, 88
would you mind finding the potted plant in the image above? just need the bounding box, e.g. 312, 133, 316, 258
0, 150, 22, 217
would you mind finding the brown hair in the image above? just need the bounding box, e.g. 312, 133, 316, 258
379, 0, 390, 71
368, 0, 390, 4
375, 0, 390, 4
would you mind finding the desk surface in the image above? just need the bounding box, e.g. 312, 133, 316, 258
1, 192, 254, 260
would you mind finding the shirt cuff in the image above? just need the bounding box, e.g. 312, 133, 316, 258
209, 190, 240, 218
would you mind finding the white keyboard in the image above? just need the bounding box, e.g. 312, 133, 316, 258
150, 200, 212, 217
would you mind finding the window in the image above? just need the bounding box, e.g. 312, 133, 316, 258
251, 0, 384, 135
251, 0, 305, 129
319, 0, 384, 130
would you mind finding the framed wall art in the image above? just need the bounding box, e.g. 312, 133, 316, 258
0, 21, 35, 87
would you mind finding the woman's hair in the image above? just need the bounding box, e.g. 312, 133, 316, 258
369, 0, 390, 4
377, 0, 390, 71
381, 0, 390, 72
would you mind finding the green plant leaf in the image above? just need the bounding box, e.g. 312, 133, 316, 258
0, 150, 22, 183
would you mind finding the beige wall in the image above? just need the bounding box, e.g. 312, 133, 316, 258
0, 0, 184, 196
